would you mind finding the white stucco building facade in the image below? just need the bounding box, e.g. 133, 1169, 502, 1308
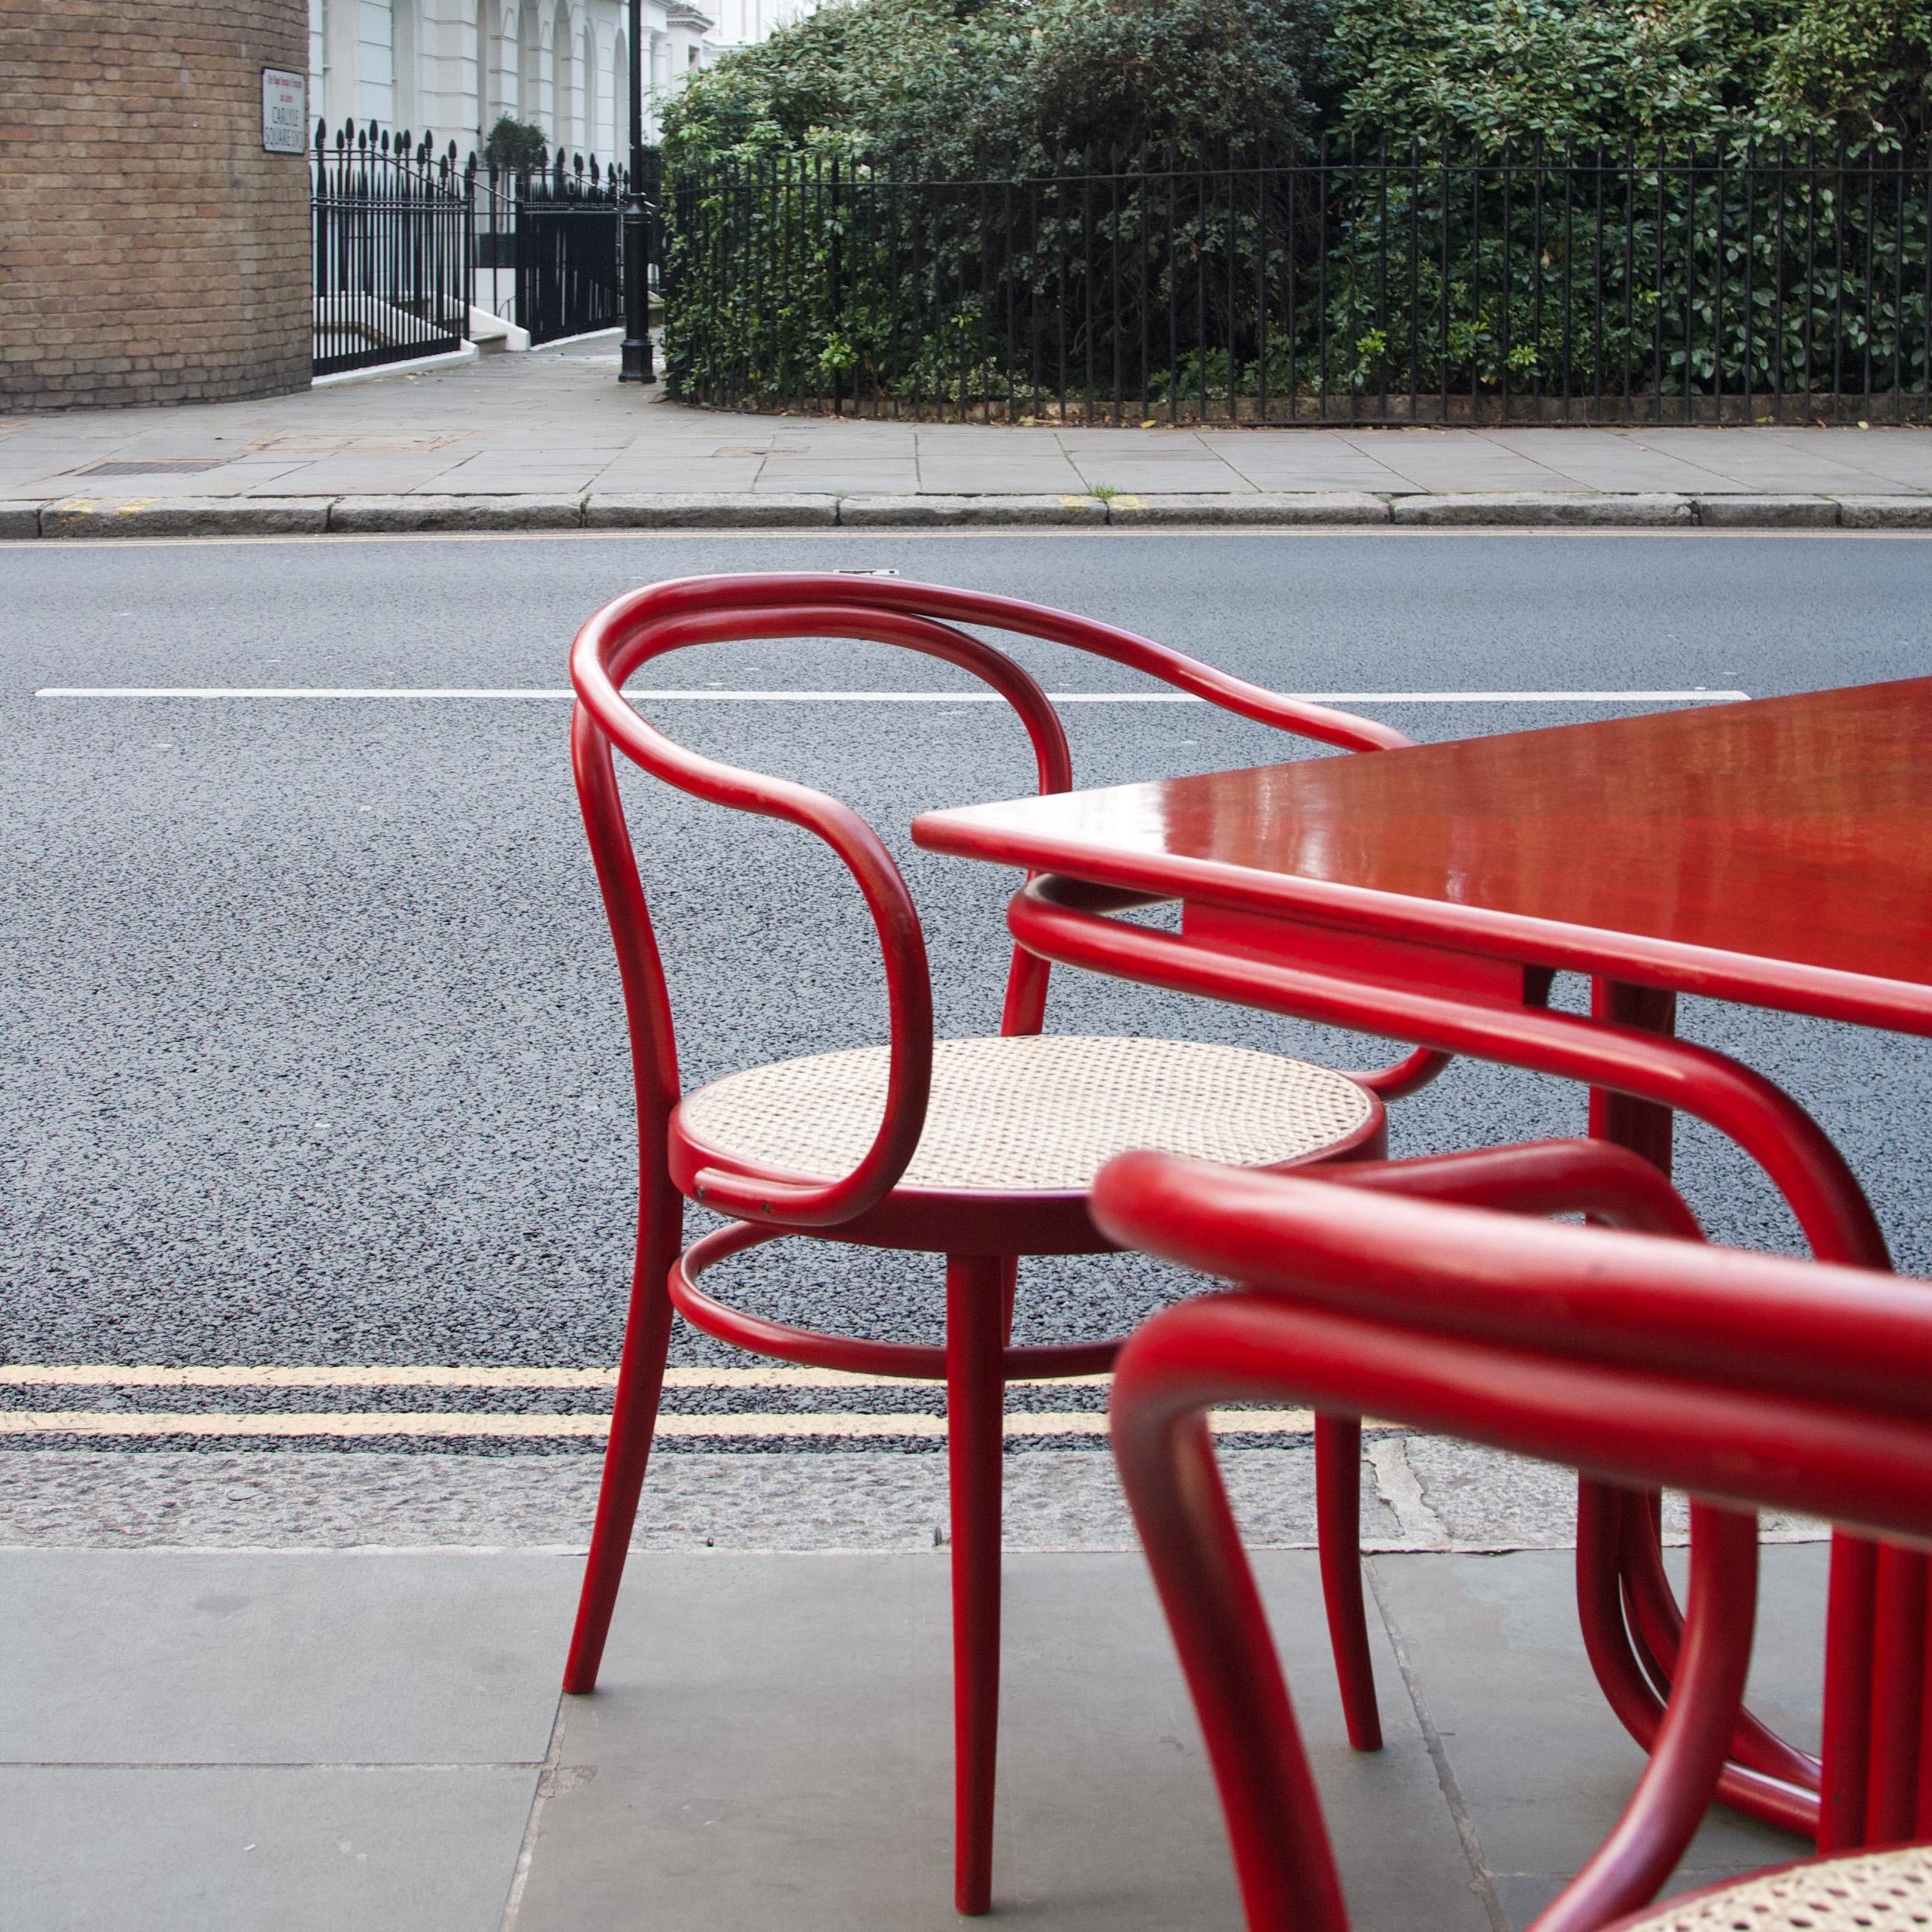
306, 0, 815, 164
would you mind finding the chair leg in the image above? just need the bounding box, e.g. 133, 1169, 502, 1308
1315, 1413, 1383, 1751
564, 1229, 678, 1695
947, 1253, 1008, 1916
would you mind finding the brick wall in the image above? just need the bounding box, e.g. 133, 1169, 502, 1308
0, 0, 311, 411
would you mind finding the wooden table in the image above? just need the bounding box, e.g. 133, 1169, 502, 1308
913, 673, 1932, 1849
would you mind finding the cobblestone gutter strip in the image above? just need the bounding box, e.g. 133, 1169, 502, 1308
6, 491, 1931, 538
0, 1445, 1828, 1553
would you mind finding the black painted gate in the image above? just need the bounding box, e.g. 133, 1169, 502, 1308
514, 165, 624, 346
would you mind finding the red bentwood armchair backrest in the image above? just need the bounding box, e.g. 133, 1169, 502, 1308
1093, 1149, 1932, 1932
567, 571, 1427, 1234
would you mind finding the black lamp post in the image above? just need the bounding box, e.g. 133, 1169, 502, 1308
618, 0, 654, 382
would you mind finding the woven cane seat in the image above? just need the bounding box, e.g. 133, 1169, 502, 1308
676, 1034, 1377, 1193
1618, 1847, 1932, 1932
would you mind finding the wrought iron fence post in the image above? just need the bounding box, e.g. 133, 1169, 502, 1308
619, 0, 654, 382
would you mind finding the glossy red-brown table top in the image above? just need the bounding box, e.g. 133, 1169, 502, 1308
912, 677, 1932, 1036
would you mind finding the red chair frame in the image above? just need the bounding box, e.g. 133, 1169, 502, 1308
1004, 868, 1892, 1836
1093, 1150, 1932, 1932
561, 573, 1438, 1913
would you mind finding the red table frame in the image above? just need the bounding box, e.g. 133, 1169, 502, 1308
912, 684, 1932, 1851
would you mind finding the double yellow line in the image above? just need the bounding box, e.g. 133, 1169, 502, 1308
0, 1364, 1324, 1441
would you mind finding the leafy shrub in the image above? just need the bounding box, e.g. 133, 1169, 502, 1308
657, 0, 1928, 420
483, 115, 550, 172
1765, 0, 1931, 142
1330, 0, 1928, 151
663, 0, 1331, 171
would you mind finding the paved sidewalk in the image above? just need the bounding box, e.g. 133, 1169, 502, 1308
2, 1442, 1830, 1930
4, 334, 1929, 535
0, 1519, 1824, 1932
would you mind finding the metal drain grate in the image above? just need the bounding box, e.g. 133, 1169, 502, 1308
78, 458, 230, 477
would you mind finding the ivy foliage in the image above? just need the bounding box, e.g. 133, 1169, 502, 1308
663, 0, 1332, 170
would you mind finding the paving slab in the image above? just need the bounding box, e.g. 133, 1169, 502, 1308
1372, 1544, 1824, 1926
0, 1549, 575, 1763
0, 1764, 539, 1932
509, 1548, 1489, 1932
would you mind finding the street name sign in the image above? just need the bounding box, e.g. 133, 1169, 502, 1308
262, 69, 307, 154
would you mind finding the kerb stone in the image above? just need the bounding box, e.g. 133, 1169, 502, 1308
838, 494, 1108, 527
585, 493, 838, 528
328, 495, 584, 533
1693, 496, 1840, 528
1834, 496, 1932, 530
39, 497, 332, 539
1392, 492, 1693, 527
1107, 492, 1391, 526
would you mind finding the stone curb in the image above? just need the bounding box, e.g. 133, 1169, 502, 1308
37, 496, 332, 539
7, 490, 1932, 537
1691, 494, 1844, 528
584, 492, 837, 528
326, 493, 584, 533
1836, 496, 1932, 529
838, 493, 1109, 527
1392, 491, 1694, 527
1107, 491, 1390, 525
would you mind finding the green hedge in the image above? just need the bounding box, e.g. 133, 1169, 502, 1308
661, 142, 1931, 421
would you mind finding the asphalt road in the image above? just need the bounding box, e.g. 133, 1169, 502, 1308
5, 527, 1931, 1446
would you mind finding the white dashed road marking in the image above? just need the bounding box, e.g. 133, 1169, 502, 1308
32, 687, 1750, 703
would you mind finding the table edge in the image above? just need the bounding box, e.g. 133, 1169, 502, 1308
912, 810, 1932, 1039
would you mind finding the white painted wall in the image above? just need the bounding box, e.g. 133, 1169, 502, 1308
313, 0, 812, 164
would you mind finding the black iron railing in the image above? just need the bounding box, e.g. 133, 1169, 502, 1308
312, 125, 473, 377
515, 160, 625, 345
470, 151, 658, 347
663, 140, 1932, 425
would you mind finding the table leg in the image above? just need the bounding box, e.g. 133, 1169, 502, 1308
1582, 979, 1825, 1838
1587, 980, 1677, 1171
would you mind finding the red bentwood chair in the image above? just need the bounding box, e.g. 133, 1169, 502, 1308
561, 573, 1450, 1913
1093, 1146, 1932, 1932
